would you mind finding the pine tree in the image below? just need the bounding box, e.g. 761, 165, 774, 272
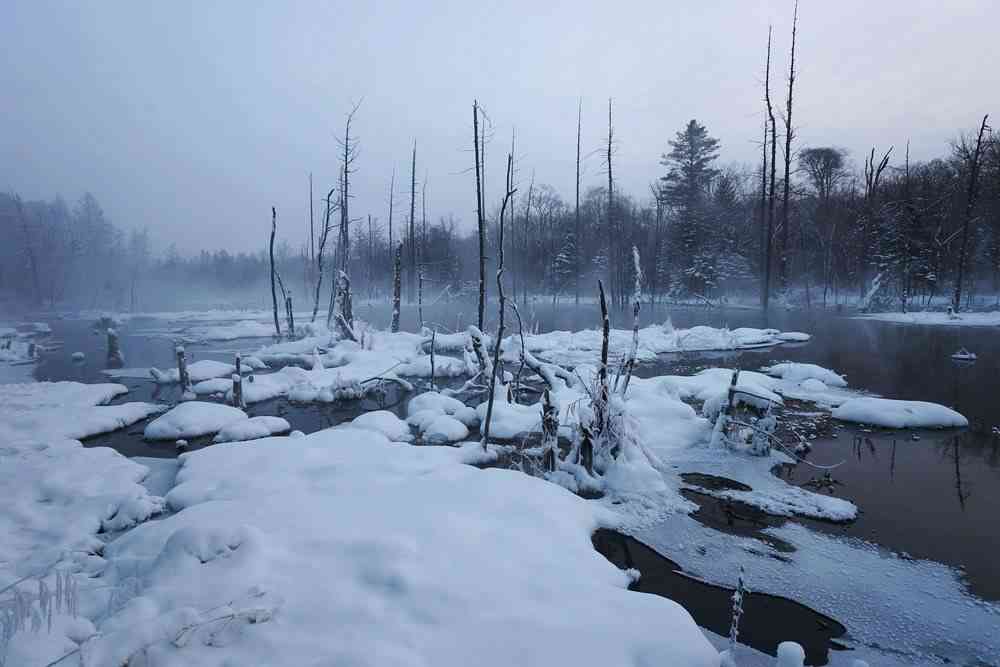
660, 120, 721, 295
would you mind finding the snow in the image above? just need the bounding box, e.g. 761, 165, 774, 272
421, 414, 470, 444
144, 402, 249, 440
87, 429, 717, 666
763, 362, 847, 388
776, 331, 811, 342
857, 310, 1000, 327
187, 320, 276, 340
349, 410, 413, 442
150, 359, 238, 384
213, 416, 290, 443
407, 391, 480, 428
831, 397, 968, 429
521, 322, 799, 367
407, 392, 479, 443
475, 398, 542, 440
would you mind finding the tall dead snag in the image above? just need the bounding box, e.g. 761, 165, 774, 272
861, 145, 892, 308
328, 102, 361, 328
575, 98, 582, 307
391, 242, 402, 333
480, 153, 517, 451
765, 25, 778, 310
473, 101, 486, 330
617, 246, 642, 396
760, 26, 774, 309
387, 168, 395, 249
591, 279, 611, 444
606, 98, 617, 308
333, 271, 357, 341
953, 114, 991, 311
232, 353, 245, 409
269, 206, 282, 337
311, 186, 337, 322
308, 173, 315, 283
408, 141, 417, 303
541, 389, 559, 472
779, 1, 798, 295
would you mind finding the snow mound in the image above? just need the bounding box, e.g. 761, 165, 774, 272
144, 402, 248, 440
92, 429, 717, 666
408, 391, 479, 428
776, 331, 811, 342
831, 397, 968, 429
475, 399, 542, 439
150, 359, 237, 384
213, 416, 291, 443
763, 362, 847, 388
350, 410, 413, 442
422, 414, 470, 444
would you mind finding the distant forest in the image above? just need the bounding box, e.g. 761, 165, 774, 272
3, 111, 997, 315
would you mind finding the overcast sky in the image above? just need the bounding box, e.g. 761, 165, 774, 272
3, 0, 997, 254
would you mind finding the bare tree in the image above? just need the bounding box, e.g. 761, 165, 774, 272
391, 241, 402, 332
269, 206, 281, 337
473, 100, 486, 329
480, 153, 517, 450
387, 168, 395, 250
311, 185, 337, 322
408, 141, 417, 303
606, 98, 617, 308
954, 114, 991, 311
764, 25, 778, 310
575, 98, 582, 306
779, 2, 798, 294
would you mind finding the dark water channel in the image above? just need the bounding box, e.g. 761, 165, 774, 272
23, 303, 1000, 658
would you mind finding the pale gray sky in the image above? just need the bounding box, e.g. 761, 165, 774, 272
2, 0, 996, 253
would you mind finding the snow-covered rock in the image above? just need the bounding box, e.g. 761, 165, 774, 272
831, 397, 968, 429
422, 414, 470, 444
144, 402, 248, 440
213, 416, 290, 443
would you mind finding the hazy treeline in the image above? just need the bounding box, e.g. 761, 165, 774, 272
3, 119, 998, 314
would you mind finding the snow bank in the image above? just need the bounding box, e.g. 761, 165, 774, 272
213, 416, 290, 443
831, 397, 968, 429
763, 362, 847, 388
522, 323, 797, 367
92, 430, 718, 666
150, 359, 237, 384
349, 410, 413, 442
144, 402, 249, 440
188, 320, 276, 340
407, 391, 479, 443
857, 310, 1000, 327
0, 382, 166, 602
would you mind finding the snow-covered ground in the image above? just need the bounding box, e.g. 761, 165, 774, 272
857, 310, 1000, 327
1, 315, 987, 666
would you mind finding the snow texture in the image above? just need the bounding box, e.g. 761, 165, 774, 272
150, 359, 238, 384
144, 402, 249, 440
84, 429, 718, 666
213, 416, 291, 443
347, 410, 413, 442
831, 397, 968, 429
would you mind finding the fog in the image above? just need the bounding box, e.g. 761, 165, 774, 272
3, 0, 997, 255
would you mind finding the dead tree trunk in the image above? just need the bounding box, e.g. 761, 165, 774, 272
480, 154, 517, 451
760, 26, 773, 309
606, 98, 617, 309
541, 388, 559, 472
575, 98, 582, 307
953, 114, 990, 312
311, 187, 336, 322
232, 353, 245, 408
391, 242, 402, 332
474, 101, 486, 330
175, 345, 190, 395
765, 25, 778, 310
408, 142, 417, 303
270, 206, 282, 337
779, 3, 798, 295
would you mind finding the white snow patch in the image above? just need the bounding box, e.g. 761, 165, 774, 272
831, 397, 968, 429
144, 402, 248, 440
213, 416, 290, 443
350, 410, 414, 442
